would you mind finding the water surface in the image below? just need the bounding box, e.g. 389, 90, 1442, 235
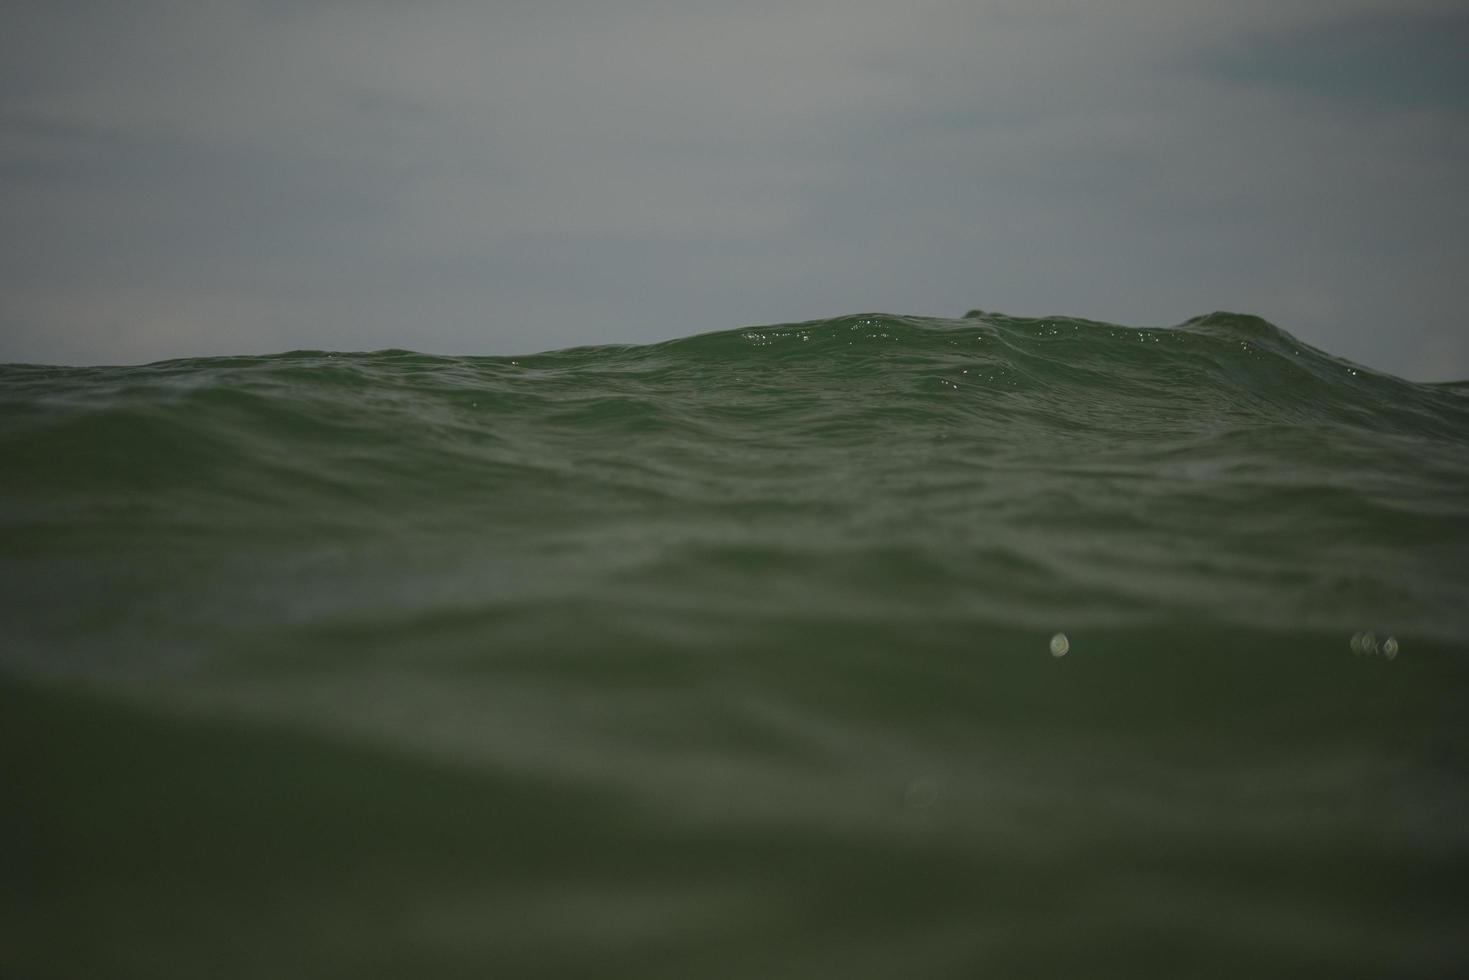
3, 311, 1467, 977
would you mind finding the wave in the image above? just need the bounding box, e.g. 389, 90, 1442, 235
2, 310, 1466, 664
4, 311, 1469, 978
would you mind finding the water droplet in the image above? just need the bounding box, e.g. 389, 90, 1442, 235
1049, 633, 1069, 657
1383, 636, 1399, 660
1351, 631, 1380, 655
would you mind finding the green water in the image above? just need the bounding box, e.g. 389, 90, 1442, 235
3, 311, 1468, 977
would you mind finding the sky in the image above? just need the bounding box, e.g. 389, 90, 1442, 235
2, 0, 1467, 380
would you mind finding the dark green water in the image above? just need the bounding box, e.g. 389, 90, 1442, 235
3, 311, 1468, 978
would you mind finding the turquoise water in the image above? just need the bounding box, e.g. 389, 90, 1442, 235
3, 311, 1468, 977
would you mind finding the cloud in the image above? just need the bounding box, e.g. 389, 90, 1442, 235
1202, 6, 1469, 113
2, 0, 1466, 378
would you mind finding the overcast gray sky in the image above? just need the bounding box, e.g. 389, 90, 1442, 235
3, 0, 1466, 379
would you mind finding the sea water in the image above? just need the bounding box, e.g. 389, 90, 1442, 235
3, 311, 1467, 977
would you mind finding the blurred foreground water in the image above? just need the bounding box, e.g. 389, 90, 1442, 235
3, 311, 1468, 978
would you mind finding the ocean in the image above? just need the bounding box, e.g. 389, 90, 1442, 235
3, 310, 1468, 978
